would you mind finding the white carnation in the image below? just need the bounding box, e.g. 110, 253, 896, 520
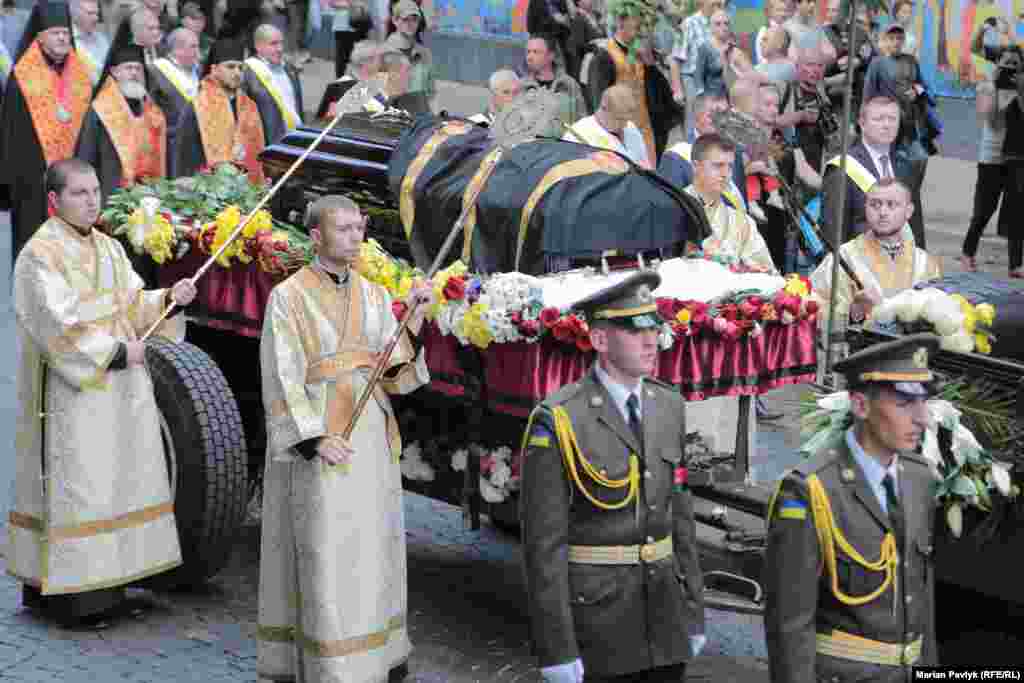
939, 330, 975, 354
490, 461, 512, 489
480, 478, 506, 503
894, 291, 925, 324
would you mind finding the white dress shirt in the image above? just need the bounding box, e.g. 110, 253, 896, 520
593, 363, 643, 424
846, 428, 900, 514
262, 57, 301, 125
862, 140, 895, 179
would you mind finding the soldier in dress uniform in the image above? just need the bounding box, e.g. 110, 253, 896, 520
764, 333, 941, 683
520, 271, 706, 683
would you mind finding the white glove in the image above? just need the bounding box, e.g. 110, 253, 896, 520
541, 658, 584, 683
690, 634, 707, 657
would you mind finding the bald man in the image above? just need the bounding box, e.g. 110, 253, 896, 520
244, 23, 304, 144
563, 84, 652, 168
130, 7, 162, 64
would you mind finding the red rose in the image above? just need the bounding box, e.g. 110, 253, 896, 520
760, 303, 778, 321
691, 312, 709, 330
540, 307, 561, 329
738, 300, 758, 320
719, 303, 739, 321
734, 319, 754, 335
479, 455, 494, 475
747, 295, 763, 309
443, 276, 467, 301
656, 297, 680, 321
689, 301, 709, 316
576, 334, 594, 353
553, 319, 575, 341
509, 311, 523, 325
518, 319, 541, 337
392, 300, 408, 321
568, 314, 589, 336
774, 292, 801, 315
674, 466, 689, 486
805, 300, 819, 315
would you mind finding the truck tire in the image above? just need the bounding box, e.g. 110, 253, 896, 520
143, 337, 249, 589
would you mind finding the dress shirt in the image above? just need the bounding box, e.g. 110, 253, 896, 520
593, 363, 643, 424
73, 25, 110, 73
167, 56, 199, 97
846, 428, 900, 515
862, 140, 894, 179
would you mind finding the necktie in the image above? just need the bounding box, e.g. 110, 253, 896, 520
882, 473, 905, 551
879, 154, 892, 179
626, 393, 643, 449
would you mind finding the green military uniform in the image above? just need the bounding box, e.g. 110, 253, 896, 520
764, 334, 941, 682
520, 272, 704, 681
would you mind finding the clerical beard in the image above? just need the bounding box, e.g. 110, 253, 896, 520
118, 79, 149, 101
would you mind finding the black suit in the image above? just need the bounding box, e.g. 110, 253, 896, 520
822, 140, 924, 246
242, 59, 304, 146
148, 61, 198, 165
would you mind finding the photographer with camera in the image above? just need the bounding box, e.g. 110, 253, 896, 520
960, 47, 1024, 277
776, 35, 837, 172
862, 22, 934, 248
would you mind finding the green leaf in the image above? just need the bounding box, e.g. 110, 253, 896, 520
950, 475, 978, 497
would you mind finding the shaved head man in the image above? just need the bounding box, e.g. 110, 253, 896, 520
564, 83, 653, 169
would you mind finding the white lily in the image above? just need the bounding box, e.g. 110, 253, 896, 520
990, 462, 1012, 497
927, 399, 961, 432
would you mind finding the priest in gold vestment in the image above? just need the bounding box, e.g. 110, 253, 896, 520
685, 134, 777, 273
811, 178, 942, 330
75, 39, 167, 204
9, 159, 196, 627
257, 195, 433, 682
585, 1, 681, 165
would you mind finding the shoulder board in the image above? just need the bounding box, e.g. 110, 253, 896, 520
542, 380, 585, 407
793, 447, 843, 477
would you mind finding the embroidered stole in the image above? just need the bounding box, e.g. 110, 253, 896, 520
244, 57, 299, 131
153, 57, 197, 102
606, 39, 655, 164
194, 76, 266, 184
294, 267, 404, 460
76, 46, 100, 84
13, 42, 92, 166
92, 79, 167, 187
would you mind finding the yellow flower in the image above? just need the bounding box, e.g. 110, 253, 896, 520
975, 303, 996, 327
142, 216, 175, 264
396, 275, 413, 299
784, 274, 809, 298
975, 333, 992, 354
676, 309, 691, 324
950, 294, 971, 315
457, 303, 493, 349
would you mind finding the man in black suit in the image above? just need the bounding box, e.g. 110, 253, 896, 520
243, 22, 304, 144
822, 95, 921, 245
150, 26, 200, 157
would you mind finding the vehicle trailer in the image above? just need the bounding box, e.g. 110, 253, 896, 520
128, 114, 1024, 666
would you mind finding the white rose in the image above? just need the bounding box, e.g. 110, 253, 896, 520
894, 291, 925, 324
940, 330, 975, 354
932, 310, 966, 337
490, 461, 512, 489
869, 301, 896, 325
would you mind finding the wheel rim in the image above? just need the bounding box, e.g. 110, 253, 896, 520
157, 408, 178, 499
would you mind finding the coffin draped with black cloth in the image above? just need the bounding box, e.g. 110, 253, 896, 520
388, 115, 710, 275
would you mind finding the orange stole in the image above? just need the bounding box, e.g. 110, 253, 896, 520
92, 80, 167, 187
606, 40, 655, 165
13, 42, 92, 166
293, 267, 409, 460
194, 77, 266, 184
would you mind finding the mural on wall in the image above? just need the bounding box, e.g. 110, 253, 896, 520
429, 0, 530, 37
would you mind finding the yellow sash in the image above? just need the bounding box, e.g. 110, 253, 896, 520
668, 142, 748, 217
153, 58, 196, 102
825, 154, 877, 194
245, 57, 299, 131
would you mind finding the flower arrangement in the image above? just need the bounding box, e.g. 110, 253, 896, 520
100, 165, 313, 274
451, 444, 521, 503
358, 241, 817, 352
801, 390, 1018, 538
868, 288, 996, 355
656, 275, 818, 342
399, 442, 436, 482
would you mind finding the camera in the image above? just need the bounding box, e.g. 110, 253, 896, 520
995, 46, 1024, 90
